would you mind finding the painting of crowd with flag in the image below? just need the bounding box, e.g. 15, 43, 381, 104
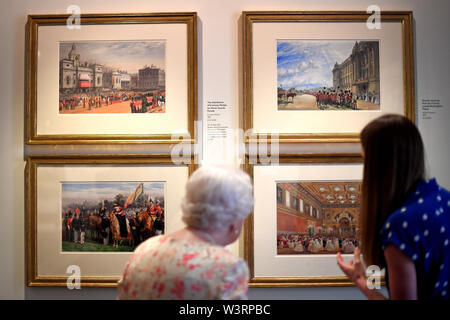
61, 181, 165, 252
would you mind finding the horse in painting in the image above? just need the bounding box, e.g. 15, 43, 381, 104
109, 212, 132, 248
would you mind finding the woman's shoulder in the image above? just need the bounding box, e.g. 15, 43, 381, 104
174, 237, 243, 265
394, 179, 448, 215
383, 178, 449, 230
413, 178, 449, 201
133, 235, 242, 264
126, 235, 167, 260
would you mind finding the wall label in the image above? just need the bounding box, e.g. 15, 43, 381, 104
207, 100, 230, 141
422, 99, 444, 120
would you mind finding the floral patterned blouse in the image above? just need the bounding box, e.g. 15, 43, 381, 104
117, 235, 249, 300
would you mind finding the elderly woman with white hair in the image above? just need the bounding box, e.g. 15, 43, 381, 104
117, 166, 253, 300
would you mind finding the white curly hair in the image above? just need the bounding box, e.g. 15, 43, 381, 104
181, 165, 254, 230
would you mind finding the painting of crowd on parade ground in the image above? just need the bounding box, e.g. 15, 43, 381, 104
277, 181, 361, 255
59, 41, 166, 114
277, 40, 380, 110
61, 182, 165, 252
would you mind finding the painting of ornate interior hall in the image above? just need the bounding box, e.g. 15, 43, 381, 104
277, 40, 380, 111
277, 181, 360, 255
59, 41, 166, 114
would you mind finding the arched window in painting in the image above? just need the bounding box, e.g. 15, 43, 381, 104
304, 203, 310, 216
285, 190, 290, 207
276, 186, 283, 204
339, 218, 351, 236
291, 196, 298, 211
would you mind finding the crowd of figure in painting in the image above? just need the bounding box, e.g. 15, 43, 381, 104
59, 90, 166, 113
278, 88, 379, 110
312, 90, 375, 110
277, 233, 357, 254
62, 200, 164, 249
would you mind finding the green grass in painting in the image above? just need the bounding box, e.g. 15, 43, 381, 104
62, 241, 134, 252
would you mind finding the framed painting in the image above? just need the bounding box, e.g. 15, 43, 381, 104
243, 153, 383, 287
26, 13, 197, 144
242, 11, 414, 143
26, 154, 196, 287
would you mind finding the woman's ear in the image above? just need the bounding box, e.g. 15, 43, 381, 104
229, 218, 243, 236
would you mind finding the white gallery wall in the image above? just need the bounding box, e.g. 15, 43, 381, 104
0, 0, 449, 299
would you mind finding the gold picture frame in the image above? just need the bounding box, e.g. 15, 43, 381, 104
243, 153, 383, 287
26, 13, 197, 144
26, 154, 196, 287
242, 11, 415, 143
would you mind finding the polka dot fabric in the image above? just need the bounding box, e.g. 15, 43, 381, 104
117, 235, 249, 300
381, 178, 450, 300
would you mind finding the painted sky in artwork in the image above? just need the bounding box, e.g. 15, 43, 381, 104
60, 41, 165, 74
277, 40, 356, 90
62, 182, 164, 207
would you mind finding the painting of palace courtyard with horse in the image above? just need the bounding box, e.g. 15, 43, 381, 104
61, 181, 165, 252
277, 40, 380, 111
59, 41, 166, 114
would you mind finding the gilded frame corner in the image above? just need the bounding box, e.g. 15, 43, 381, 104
243, 153, 385, 287
26, 12, 198, 145
26, 154, 197, 287
242, 11, 415, 144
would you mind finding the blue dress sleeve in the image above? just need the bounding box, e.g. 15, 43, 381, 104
380, 212, 419, 262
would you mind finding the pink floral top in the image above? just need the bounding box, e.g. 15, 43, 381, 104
117, 235, 249, 300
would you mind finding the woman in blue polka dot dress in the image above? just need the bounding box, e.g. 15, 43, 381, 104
337, 114, 449, 300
